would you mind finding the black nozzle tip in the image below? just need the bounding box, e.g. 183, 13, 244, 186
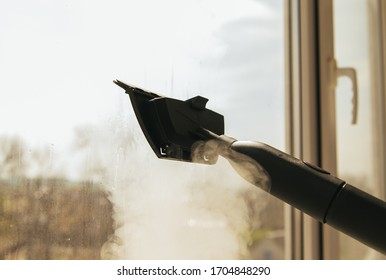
114, 79, 160, 99
113, 79, 131, 92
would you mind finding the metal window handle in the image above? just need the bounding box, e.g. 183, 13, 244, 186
329, 58, 359, 124
336, 67, 358, 124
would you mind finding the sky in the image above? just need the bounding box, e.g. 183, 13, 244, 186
0, 0, 285, 178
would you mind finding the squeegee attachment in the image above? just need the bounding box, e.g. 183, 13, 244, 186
114, 79, 224, 164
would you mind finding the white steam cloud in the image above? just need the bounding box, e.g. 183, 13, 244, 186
94, 119, 267, 259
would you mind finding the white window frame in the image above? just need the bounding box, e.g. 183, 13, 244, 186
286, 0, 386, 259
285, 0, 325, 259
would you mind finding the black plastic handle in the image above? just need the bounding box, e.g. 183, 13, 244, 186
230, 141, 345, 221
229, 141, 386, 254
325, 184, 386, 254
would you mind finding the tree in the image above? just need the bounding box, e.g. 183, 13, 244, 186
0, 135, 27, 179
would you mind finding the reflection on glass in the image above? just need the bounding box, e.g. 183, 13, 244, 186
0, 0, 284, 259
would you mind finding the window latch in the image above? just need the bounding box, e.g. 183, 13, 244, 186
329, 58, 358, 124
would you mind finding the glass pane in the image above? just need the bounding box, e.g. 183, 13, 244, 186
0, 0, 285, 259
334, 0, 385, 259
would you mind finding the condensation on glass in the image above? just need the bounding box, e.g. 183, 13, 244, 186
0, 0, 285, 259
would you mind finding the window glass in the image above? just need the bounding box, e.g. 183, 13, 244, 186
0, 0, 285, 259
334, 0, 386, 259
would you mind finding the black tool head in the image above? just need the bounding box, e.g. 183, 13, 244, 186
114, 80, 224, 164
